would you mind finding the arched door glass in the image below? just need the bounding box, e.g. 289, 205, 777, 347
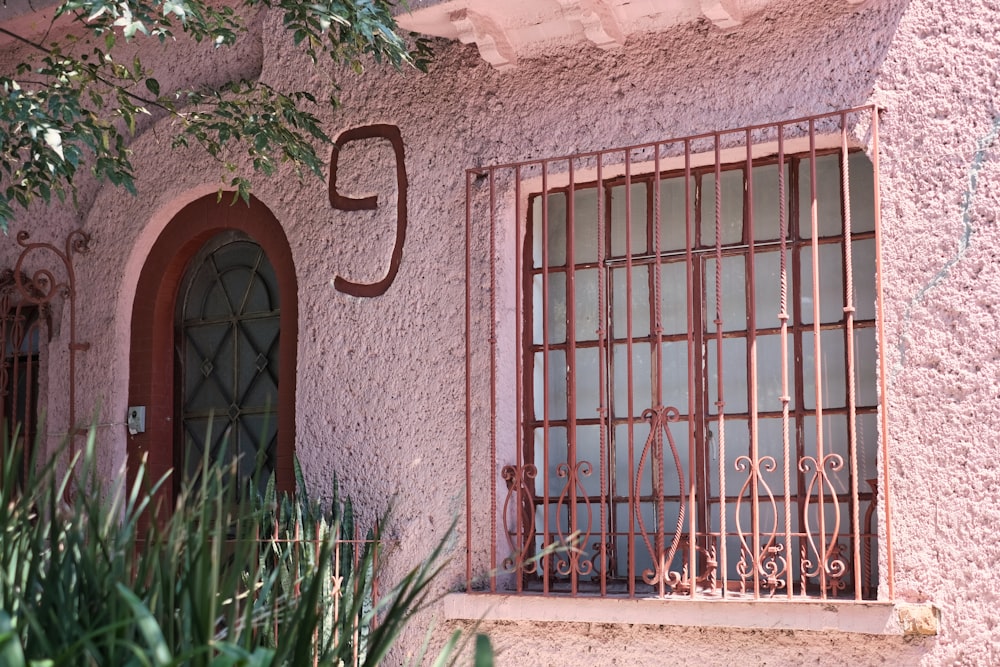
177, 231, 279, 493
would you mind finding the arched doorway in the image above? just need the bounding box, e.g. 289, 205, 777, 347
128, 195, 297, 505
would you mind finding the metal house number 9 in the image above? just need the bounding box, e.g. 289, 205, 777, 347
328, 124, 408, 298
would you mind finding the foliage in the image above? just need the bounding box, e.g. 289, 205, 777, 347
0, 0, 433, 229
0, 427, 491, 665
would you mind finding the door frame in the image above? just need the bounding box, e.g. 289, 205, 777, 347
128, 194, 297, 507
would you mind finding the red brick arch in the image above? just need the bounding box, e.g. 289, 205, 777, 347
128, 194, 297, 506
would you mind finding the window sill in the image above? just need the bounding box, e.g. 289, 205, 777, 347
443, 593, 939, 637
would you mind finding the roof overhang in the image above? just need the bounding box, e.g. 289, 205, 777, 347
395, 0, 873, 70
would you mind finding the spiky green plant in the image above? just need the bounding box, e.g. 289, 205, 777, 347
0, 426, 492, 666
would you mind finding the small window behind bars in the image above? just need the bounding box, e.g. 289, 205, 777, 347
466, 108, 889, 602
0, 272, 45, 491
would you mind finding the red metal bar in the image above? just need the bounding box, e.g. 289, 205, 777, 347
464, 170, 474, 592
872, 107, 895, 599
566, 158, 579, 595
685, 139, 698, 599
489, 169, 499, 592
596, 154, 609, 596
808, 119, 828, 598
840, 112, 862, 600
624, 149, 637, 597
652, 144, 666, 598
745, 128, 761, 598
541, 160, 552, 595
514, 166, 525, 593
713, 134, 728, 596
778, 127, 793, 600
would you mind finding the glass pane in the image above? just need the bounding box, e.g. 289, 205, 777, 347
706, 337, 748, 414
700, 169, 744, 247
531, 192, 567, 268
717, 417, 749, 497
800, 242, 845, 325
614, 421, 651, 497
658, 419, 689, 499
612, 343, 652, 418
615, 502, 657, 578
802, 414, 850, 495
848, 152, 876, 234
799, 154, 843, 239
532, 272, 566, 345
853, 327, 878, 408
757, 416, 798, 495
756, 333, 795, 413
238, 413, 277, 491
573, 268, 599, 342
572, 187, 600, 264
659, 340, 690, 415
753, 250, 783, 330
238, 318, 279, 407
533, 349, 567, 421
533, 426, 567, 497
658, 175, 693, 252
856, 412, 878, 483
185, 323, 232, 410
576, 424, 602, 497
611, 266, 650, 339
704, 255, 747, 333
659, 260, 688, 335
610, 182, 648, 256
750, 162, 787, 242
802, 330, 847, 410
851, 238, 877, 321
575, 347, 601, 420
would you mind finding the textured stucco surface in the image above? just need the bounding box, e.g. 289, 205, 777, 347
4, 0, 1000, 663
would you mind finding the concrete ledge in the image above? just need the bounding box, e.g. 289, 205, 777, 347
444, 593, 939, 637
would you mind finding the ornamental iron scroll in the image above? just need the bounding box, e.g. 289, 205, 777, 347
2, 230, 90, 460
634, 406, 687, 596
329, 124, 408, 298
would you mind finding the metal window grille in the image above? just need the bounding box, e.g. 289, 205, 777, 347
464, 106, 893, 601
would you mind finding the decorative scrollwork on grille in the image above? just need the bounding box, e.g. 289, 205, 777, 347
734, 455, 787, 595
501, 463, 537, 574
5, 230, 90, 447
799, 453, 847, 594
633, 405, 685, 594
554, 459, 594, 577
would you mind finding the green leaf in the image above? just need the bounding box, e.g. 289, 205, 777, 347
144, 77, 160, 96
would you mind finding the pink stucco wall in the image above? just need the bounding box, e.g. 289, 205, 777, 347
3, 0, 1000, 662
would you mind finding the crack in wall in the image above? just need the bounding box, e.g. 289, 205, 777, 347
894, 113, 1000, 372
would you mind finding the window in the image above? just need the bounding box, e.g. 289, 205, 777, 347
0, 282, 44, 489
464, 107, 890, 601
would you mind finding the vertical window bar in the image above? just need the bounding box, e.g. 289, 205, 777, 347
808, 119, 829, 598
464, 168, 474, 592
514, 165, 525, 593
596, 154, 609, 597
685, 139, 698, 599
541, 160, 552, 595
713, 134, 728, 596
744, 128, 761, 599
489, 168, 499, 592
624, 149, 637, 597
778, 125, 793, 600
871, 107, 894, 599
565, 158, 580, 595
840, 113, 862, 601
652, 144, 666, 598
